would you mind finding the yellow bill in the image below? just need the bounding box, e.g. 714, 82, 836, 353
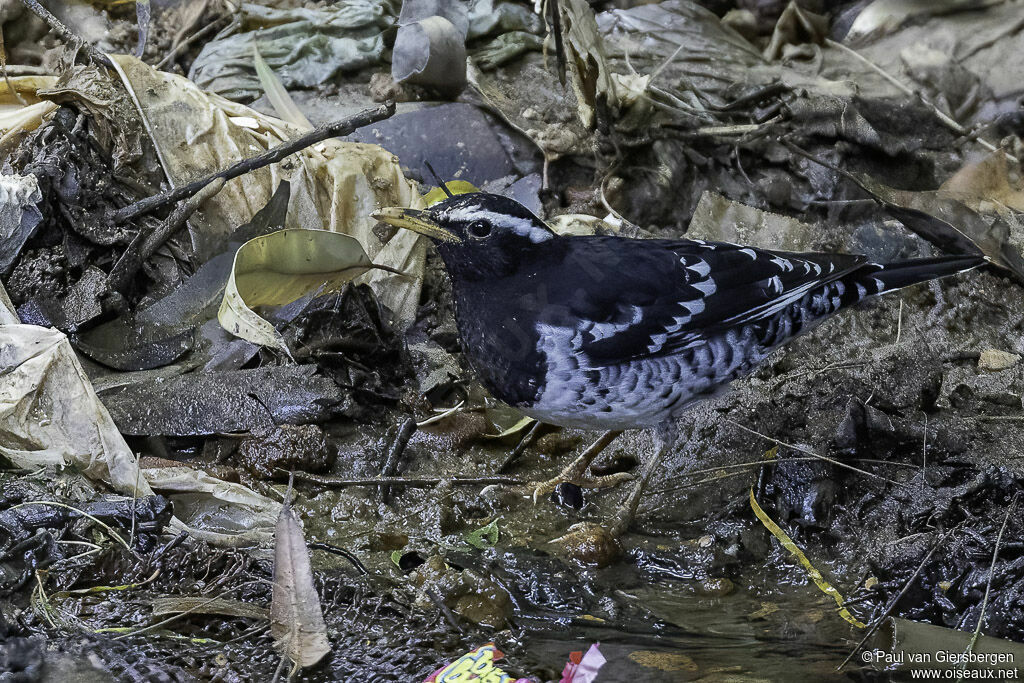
372, 207, 461, 243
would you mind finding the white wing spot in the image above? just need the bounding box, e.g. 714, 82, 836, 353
739, 248, 757, 260
686, 259, 711, 277
691, 278, 717, 296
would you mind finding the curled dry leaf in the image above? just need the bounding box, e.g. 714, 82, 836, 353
217, 228, 382, 353
272, 496, 331, 669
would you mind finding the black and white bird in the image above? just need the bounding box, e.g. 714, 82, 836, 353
374, 193, 983, 544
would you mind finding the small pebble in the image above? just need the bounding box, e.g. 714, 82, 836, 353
978, 349, 1021, 372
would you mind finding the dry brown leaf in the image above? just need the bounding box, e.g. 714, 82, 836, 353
271, 495, 331, 669
559, 0, 617, 129
939, 150, 1024, 213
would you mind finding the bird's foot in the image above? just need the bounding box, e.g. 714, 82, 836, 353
550, 521, 623, 567
529, 470, 634, 505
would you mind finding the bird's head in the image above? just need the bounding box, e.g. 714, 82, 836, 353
373, 193, 556, 281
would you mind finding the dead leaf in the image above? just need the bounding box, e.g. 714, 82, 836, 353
271, 494, 331, 669
939, 150, 1024, 213
152, 596, 269, 621
847, 171, 1024, 284
217, 228, 381, 353
558, 0, 617, 129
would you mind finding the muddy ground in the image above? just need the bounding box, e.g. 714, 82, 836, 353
2, 0, 1024, 681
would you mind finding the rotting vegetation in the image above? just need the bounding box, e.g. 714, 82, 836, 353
1, 0, 1024, 681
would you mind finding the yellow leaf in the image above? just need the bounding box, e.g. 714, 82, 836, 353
218, 228, 377, 353
422, 181, 479, 206
749, 488, 866, 629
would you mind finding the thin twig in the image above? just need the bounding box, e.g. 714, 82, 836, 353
380, 417, 417, 502
957, 494, 1019, 679
109, 102, 396, 224
307, 541, 369, 576
288, 472, 524, 488
823, 39, 1015, 163
725, 419, 905, 486
498, 420, 545, 473
19, 0, 114, 68
415, 401, 464, 427
108, 178, 226, 293
838, 527, 956, 671
425, 588, 464, 634
155, 13, 233, 70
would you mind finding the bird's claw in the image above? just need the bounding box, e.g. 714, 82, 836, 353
529, 471, 635, 505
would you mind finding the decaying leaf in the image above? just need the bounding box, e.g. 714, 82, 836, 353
105, 55, 427, 327
152, 596, 269, 621
0, 324, 156, 494
218, 228, 383, 352
483, 416, 534, 440
558, 0, 617, 129
272, 494, 331, 670
847, 171, 1024, 284
939, 150, 1024, 213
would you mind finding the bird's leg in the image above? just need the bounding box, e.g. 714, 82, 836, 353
604, 423, 677, 538
552, 424, 679, 564
530, 429, 627, 503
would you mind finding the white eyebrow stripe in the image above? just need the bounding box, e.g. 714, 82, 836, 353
443, 206, 554, 242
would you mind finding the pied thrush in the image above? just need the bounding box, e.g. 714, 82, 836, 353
374, 193, 983, 543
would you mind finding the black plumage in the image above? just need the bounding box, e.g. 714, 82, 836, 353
374, 192, 983, 540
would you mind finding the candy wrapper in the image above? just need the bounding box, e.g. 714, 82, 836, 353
560, 643, 606, 683
425, 643, 531, 682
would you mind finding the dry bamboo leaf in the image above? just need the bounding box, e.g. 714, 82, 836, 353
271, 496, 330, 669
253, 43, 314, 131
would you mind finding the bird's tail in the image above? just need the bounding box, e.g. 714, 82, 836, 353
871, 255, 985, 292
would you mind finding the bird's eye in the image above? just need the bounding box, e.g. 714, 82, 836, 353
468, 220, 491, 238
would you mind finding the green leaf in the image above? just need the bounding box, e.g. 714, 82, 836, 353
390, 550, 403, 567
218, 228, 379, 353
465, 519, 500, 550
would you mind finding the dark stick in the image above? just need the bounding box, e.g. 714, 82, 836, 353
380, 417, 417, 502
107, 178, 226, 293
307, 541, 369, 576
498, 420, 544, 473
837, 527, 956, 671
109, 102, 396, 224
19, 0, 114, 68
425, 588, 464, 634
287, 471, 524, 488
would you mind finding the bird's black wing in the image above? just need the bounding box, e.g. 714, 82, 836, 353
555, 236, 868, 364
